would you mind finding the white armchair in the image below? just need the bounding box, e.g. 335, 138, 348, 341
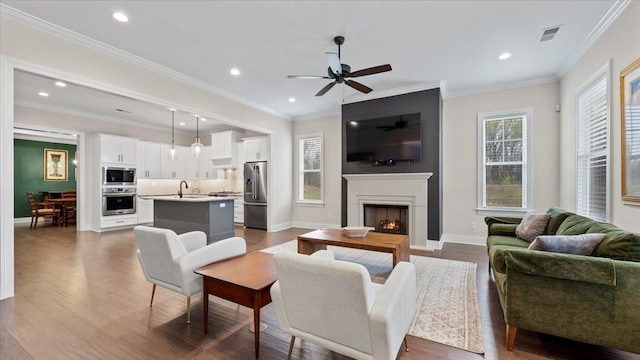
271, 250, 417, 360
133, 225, 246, 323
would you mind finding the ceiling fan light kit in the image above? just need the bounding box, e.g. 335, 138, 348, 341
288, 36, 392, 96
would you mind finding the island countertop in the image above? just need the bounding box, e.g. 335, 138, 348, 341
141, 195, 235, 202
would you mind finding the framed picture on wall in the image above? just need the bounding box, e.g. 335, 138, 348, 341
44, 148, 68, 181
620, 57, 640, 204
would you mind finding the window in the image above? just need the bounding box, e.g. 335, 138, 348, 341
576, 67, 609, 221
477, 108, 532, 214
298, 134, 323, 203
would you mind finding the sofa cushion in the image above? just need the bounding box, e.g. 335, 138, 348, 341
587, 223, 640, 262
545, 207, 573, 235
528, 234, 606, 255
516, 212, 551, 242
487, 235, 531, 249
555, 214, 597, 235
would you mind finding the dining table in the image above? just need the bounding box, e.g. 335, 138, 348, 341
47, 197, 76, 225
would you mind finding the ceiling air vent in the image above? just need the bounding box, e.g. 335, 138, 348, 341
539, 25, 562, 42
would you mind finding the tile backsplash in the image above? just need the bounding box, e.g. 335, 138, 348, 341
137, 177, 242, 195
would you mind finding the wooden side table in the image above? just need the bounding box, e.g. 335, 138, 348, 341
195, 251, 277, 359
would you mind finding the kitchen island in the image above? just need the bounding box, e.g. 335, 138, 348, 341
144, 195, 235, 243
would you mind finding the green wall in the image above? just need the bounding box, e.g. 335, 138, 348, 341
14, 139, 77, 218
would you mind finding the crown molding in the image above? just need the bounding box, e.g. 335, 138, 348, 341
293, 109, 341, 122
446, 76, 558, 98
341, 81, 443, 105
555, 0, 631, 78
0, 4, 292, 121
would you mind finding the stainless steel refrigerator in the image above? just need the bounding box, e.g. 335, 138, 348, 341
244, 161, 267, 229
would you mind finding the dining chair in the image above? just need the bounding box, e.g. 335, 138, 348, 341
133, 226, 247, 324
59, 190, 76, 226
271, 250, 417, 360
26, 191, 60, 228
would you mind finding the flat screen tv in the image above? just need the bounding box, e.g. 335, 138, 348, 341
346, 113, 422, 163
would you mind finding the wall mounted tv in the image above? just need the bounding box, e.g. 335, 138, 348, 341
346, 113, 422, 163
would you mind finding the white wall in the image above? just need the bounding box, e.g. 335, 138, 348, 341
443, 82, 561, 243
292, 114, 342, 229
0, 17, 293, 298
559, 1, 640, 232
0, 17, 293, 229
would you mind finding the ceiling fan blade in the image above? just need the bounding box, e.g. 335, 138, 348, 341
315, 81, 336, 96
350, 64, 392, 78
288, 75, 332, 79
345, 80, 372, 94
325, 52, 342, 75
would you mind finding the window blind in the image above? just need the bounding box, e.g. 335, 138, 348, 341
576, 74, 608, 221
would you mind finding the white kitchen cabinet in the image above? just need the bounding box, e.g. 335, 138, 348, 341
197, 146, 217, 179
243, 136, 269, 162
99, 134, 137, 165
100, 214, 138, 229
137, 198, 154, 224
232, 196, 244, 223
236, 142, 245, 185
211, 131, 242, 168
160, 145, 187, 179
137, 141, 161, 179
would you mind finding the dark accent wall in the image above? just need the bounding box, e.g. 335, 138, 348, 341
14, 139, 77, 218
341, 88, 443, 240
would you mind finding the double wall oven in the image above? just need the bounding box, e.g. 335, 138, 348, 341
102, 167, 136, 216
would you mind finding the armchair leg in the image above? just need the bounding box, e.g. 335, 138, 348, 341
150, 284, 156, 306
186, 296, 191, 324
506, 325, 517, 351
287, 336, 295, 360
403, 336, 409, 352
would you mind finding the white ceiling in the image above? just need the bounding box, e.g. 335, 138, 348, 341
2, 0, 624, 126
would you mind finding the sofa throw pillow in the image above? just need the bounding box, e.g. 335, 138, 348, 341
528, 234, 606, 255
515, 212, 551, 242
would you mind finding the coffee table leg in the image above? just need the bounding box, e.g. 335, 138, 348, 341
203, 290, 208, 334
298, 239, 326, 255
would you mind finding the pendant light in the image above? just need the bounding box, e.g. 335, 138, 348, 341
191, 115, 204, 158
169, 109, 177, 160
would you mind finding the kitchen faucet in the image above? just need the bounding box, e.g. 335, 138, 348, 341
179, 180, 189, 198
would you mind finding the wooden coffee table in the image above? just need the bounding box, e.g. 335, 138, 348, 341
297, 229, 410, 267
195, 251, 277, 359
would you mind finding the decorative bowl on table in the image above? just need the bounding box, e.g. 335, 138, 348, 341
342, 226, 375, 238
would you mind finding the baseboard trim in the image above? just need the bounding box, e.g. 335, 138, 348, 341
13, 217, 31, 224
442, 233, 487, 247
270, 222, 293, 233
291, 221, 340, 230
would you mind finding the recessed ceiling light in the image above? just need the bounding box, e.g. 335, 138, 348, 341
38, 92, 49, 97
54, 81, 66, 87
350, 121, 358, 126
179, 122, 186, 126
288, 97, 296, 103
230, 68, 240, 76
113, 12, 129, 22
499, 52, 512, 60
200, 118, 207, 121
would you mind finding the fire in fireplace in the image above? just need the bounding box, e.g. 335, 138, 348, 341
363, 204, 408, 235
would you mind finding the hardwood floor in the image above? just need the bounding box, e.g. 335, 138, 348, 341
1, 223, 639, 360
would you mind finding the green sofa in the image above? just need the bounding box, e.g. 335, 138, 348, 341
485, 207, 640, 353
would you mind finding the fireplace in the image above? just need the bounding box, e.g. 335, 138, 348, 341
364, 204, 408, 235
343, 172, 432, 248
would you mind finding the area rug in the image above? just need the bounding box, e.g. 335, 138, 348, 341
261, 240, 484, 354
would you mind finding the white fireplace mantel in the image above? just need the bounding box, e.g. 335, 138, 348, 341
343, 172, 432, 248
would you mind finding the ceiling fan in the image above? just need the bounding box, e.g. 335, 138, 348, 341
288, 36, 392, 96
